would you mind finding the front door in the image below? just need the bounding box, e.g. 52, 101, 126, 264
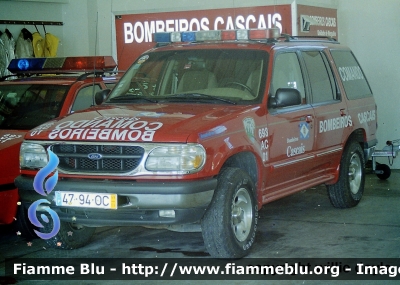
264, 51, 315, 201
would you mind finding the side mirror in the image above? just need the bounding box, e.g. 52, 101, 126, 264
95, 89, 110, 105
269, 88, 302, 109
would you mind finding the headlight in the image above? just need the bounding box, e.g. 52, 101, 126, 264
145, 144, 205, 173
20, 142, 48, 169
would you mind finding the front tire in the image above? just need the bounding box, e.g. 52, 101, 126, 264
327, 140, 365, 208
14, 206, 38, 240
40, 215, 95, 249
201, 167, 258, 258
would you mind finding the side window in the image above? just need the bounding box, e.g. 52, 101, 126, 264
271, 52, 306, 103
302, 51, 336, 104
71, 85, 101, 112
330, 50, 372, 99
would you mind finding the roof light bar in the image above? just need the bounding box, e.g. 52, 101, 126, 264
236, 29, 250, 40
221, 30, 249, 40
170, 31, 181, 42
248, 28, 280, 40
181, 31, 196, 42
8, 56, 117, 74
195, 30, 221, 41
221, 30, 236, 40
266, 28, 281, 39
62, 57, 117, 71
8, 58, 46, 72
153, 28, 280, 44
153, 32, 171, 43
248, 29, 267, 40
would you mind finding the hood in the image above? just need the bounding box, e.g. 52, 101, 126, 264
0, 130, 25, 184
25, 103, 255, 143
0, 129, 25, 149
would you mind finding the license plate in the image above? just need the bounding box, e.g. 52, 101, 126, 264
55, 191, 117, 209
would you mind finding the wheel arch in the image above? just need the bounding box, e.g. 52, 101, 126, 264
221, 151, 259, 196
329, 128, 366, 185
346, 128, 367, 156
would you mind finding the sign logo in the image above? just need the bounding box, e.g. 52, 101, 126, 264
300, 15, 312, 32
88, 153, 103, 160
243, 117, 256, 143
27, 150, 61, 239
299, 122, 310, 140
0, 133, 22, 144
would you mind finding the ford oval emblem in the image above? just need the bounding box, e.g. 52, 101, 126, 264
88, 153, 103, 160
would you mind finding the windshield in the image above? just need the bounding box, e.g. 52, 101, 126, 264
107, 49, 268, 105
0, 84, 69, 130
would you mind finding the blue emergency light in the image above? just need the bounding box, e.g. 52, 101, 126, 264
153, 32, 171, 43
8, 58, 46, 72
181, 31, 196, 42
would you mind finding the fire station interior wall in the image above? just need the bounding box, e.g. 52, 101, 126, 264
0, 0, 399, 169
337, 0, 400, 170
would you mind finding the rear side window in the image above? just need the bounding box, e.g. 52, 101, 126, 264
302, 51, 337, 104
331, 50, 372, 99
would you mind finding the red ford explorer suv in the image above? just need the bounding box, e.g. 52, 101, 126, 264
16, 29, 377, 258
0, 56, 119, 235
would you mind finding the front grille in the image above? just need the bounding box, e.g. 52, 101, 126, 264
52, 144, 145, 174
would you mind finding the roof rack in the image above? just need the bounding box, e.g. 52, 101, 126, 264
0, 74, 17, 82
77, 70, 124, 81
1, 71, 93, 81
281, 34, 338, 44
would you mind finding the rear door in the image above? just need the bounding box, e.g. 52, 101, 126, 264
300, 49, 350, 175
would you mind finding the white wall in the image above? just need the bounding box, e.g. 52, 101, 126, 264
60, 0, 89, 56
0, 1, 64, 54
337, 0, 400, 169
0, 0, 399, 168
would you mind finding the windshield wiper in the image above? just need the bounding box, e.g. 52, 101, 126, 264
166, 93, 237, 105
108, 94, 158, 103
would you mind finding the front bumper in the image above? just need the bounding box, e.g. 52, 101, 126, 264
15, 175, 217, 227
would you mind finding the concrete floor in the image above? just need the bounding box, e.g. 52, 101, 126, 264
1, 170, 399, 285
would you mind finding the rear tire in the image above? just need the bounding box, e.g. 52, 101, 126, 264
327, 140, 365, 208
201, 167, 258, 258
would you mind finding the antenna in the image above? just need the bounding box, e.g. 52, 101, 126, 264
91, 12, 99, 107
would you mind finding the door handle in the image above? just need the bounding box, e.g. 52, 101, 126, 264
300, 115, 313, 123
340, 109, 347, 116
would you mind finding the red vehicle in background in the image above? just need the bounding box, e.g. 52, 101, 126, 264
0, 56, 119, 236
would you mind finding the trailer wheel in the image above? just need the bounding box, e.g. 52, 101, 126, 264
376, 163, 391, 180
